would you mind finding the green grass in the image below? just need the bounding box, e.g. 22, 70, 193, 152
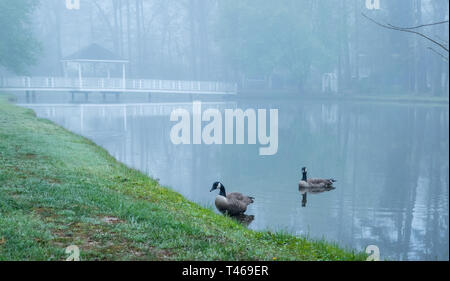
0, 95, 366, 261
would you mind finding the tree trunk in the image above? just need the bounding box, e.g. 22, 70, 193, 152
189, 0, 198, 80
118, 0, 124, 58
135, 0, 143, 76
112, 0, 120, 55
53, 0, 63, 75
126, 0, 132, 76
413, 0, 427, 95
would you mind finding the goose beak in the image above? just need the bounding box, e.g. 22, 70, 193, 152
210, 187, 215, 192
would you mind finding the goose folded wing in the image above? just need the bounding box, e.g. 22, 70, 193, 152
225, 198, 249, 215
308, 178, 335, 185
228, 192, 254, 204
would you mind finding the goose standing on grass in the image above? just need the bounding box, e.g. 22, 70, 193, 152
210, 182, 254, 216
299, 167, 336, 207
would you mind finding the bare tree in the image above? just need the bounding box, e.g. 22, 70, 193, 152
362, 13, 449, 60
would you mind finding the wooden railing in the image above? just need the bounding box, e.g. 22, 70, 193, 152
0, 76, 238, 95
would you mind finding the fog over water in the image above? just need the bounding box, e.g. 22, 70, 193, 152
18, 93, 449, 261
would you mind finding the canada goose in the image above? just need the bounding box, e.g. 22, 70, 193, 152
299, 167, 336, 207
210, 182, 254, 216
299, 167, 336, 193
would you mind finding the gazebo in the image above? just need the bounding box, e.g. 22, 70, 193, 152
61, 43, 129, 86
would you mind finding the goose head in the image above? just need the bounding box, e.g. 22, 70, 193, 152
210, 181, 226, 196
301, 167, 307, 181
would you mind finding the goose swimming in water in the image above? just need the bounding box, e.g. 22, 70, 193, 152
210, 182, 254, 216
299, 167, 336, 207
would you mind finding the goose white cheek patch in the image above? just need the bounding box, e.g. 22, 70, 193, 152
170, 101, 279, 156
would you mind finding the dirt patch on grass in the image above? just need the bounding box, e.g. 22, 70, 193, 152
45, 177, 62, 184
48, 219, 164, 260
154, 248, 175, 260
31, 209, 153, 260
33, 207, 58, 219
101, 216, 124, 224
24, 153, 37, 159
50, 222, 126, 260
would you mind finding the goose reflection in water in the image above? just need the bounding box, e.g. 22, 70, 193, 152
230, 214, 255, 227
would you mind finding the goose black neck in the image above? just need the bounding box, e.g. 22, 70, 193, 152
302, 172, 307, 181
219, 186, 226, 197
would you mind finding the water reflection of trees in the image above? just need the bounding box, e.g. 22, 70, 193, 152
329, 103, 448, 260
31, 101, 449, 260
247, 101, 448, 260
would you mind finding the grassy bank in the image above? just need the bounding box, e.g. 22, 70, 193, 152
0, 95, 366, 261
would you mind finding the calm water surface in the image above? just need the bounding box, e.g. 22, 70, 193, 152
19, 93, 449, 261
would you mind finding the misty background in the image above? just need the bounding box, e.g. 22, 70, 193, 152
1, 0, 449, 96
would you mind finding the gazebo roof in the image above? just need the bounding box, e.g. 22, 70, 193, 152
62, 43, 128, 63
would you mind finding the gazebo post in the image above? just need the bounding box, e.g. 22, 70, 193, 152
78, 62, 83, 88
122, 63, 126, 89
63, 61, 68, 78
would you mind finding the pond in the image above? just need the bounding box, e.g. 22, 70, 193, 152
18, 92, 449, 261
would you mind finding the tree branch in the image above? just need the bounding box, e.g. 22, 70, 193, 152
428, 47, 449, 62
362, 13, 449, 53
387, 20, 449, 30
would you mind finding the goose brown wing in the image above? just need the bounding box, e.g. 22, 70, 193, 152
308, 178, 326, 184
308, 178, 335, 185
226, 198, 249, 215
227, 192, 254, 205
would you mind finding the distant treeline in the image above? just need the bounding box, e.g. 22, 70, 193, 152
0, 0, 448, 96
